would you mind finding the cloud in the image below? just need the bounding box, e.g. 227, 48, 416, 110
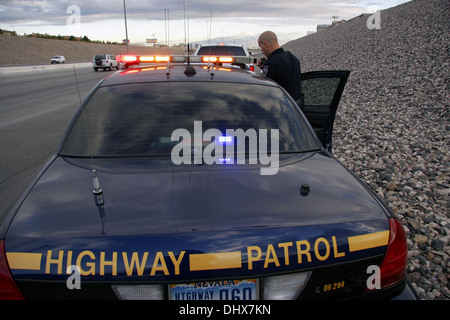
0, 0, 409, 44
0, 0, 378, 25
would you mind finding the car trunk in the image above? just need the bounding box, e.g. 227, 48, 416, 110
4, 152, 391, 299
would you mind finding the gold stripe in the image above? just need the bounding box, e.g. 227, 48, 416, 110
189, 252, 242, 271
6, 252, 42, 270
348, 231, 390, 252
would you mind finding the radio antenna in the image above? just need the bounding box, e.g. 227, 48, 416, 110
73, 66, 83, 106
188, 16, 190, 56
210, 10, 213, 44
73, 66, 94, 171
182, 2, 190, 65
164, 8, 171, 72
165, 9, 169, 54
208, 11, 214, 72
72, 66, 106, 235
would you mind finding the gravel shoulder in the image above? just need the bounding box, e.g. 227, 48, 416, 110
284, 0, 449, 300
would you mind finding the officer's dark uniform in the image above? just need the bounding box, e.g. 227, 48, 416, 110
262, 48, 302, 102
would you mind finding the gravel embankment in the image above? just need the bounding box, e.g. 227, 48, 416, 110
0, 35, 181, 65
284, 0, 449, 300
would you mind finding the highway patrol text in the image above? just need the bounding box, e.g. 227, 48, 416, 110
43, 236, 346, 277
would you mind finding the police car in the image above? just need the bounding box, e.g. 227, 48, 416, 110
0, 55, 418, 300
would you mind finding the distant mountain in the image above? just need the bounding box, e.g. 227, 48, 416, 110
192, 32, 259, 49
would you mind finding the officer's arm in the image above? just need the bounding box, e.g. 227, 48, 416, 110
266, 62, 280, 82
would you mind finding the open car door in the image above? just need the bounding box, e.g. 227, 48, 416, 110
300, 71, 350, 152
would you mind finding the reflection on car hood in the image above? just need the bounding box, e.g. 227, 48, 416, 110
6, 151, 388, 238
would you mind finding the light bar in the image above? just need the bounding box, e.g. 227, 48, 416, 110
117, 55, 138, 63
202, 56, 218, 63
118, 55, 251, 65
219, 57, 233, 63
201, 56, 234, 63
117, 55, 170, 64
156, 56, 170, 62
139, 56, 155, 62
116, 55, 254, 70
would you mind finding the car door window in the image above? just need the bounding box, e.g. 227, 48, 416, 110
301, 71, 350, 152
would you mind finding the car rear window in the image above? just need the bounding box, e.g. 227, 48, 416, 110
60, 82, 318, 157
197, 46, 247, 56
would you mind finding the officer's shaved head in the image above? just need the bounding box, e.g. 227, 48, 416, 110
258, 31, 280, 57
258, 31, 278, 45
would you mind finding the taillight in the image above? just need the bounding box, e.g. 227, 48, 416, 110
380, 218, 408, 288
365, 218, 407, 294
0, 240, 25, 300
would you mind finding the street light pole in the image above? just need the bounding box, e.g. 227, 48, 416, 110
123, 0, 129, 53
182, 2, 186, 53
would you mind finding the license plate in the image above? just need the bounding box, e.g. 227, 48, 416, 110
169, 279, 258, 300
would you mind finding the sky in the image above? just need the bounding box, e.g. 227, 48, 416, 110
0, 0, 411, 46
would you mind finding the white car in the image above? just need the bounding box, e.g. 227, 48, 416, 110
92, 54, 119, 71
193, 44, 250, 57
50, 56, 65, 64
193, 44, 255, 70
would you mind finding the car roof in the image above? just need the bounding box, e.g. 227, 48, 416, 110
101, 64, 275, 87
198, 44, 245, 47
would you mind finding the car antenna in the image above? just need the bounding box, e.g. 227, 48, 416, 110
93, 169, 106, 235
187, 16, 191, 65
73, 66, 106, 235
183, 5, 197, 75
208, 11, 214, 75
165, 8, 171, 76
182, 2, 190, 65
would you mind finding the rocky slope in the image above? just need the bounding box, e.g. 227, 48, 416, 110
284, 0, 449, 299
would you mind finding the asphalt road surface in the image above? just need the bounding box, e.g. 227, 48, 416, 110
0, 64, 111, 221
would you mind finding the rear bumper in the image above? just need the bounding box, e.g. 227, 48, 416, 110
363, 278, 420, 300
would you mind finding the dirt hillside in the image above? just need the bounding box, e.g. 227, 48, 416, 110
0, 35, 182, 65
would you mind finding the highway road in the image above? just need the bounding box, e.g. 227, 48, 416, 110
0, 64, 111, 220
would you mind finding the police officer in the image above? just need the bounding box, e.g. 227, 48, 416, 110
258, 31, 302, 103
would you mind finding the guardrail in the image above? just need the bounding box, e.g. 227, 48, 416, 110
0, 62, 92, 74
